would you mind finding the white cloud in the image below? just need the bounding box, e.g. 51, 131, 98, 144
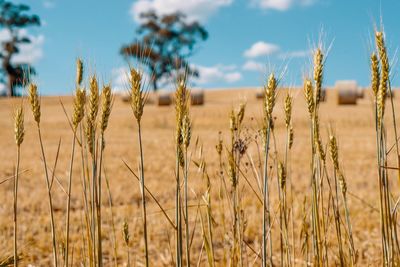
225, 72, 242, 83
278, 49, 310, 58
43, 0, 56, 9
131, 0, 233, 22
242, 60, 264, 71
244, 41, 280, 58
252, 0, 316, 11
0, 29, 44, 64
111, 67, 129, 91
193, 64, 242, 84
112, 63, 241, 90
13, 36, 45, 64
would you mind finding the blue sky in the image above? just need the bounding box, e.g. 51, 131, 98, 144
6, 0, 400, 95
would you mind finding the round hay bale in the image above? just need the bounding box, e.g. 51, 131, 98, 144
158, 92, 172, 106
120, 92, 130, 103
392, 88, 400, 98
191, 90, 204, 105
387, 90, 395, 98
337, 89, 357, 105
335, 80, 360, 105
356, 88, 364, 99
320, 89, 327, 102
256, 91, 264, 99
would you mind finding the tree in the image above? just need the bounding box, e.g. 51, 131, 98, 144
0, 0, 40, 97
121, 11, 208, 91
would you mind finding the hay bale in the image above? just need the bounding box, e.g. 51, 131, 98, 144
337, 90, 357, 105
191, 90, 204, 105
320, 89, 327, 102
387, 90, 395, 98
256, 91, 264, 99
158, 92, 172, 106
335, 80, 359, 105
356, 88, 364, 99
120, 92, 130, 103
392, 88, 400, 98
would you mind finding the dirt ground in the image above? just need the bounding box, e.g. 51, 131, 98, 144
0, 88, 397, 266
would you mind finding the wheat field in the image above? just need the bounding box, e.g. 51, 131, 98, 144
0, 83, 394, 265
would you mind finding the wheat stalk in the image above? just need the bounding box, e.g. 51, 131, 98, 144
375, 31, 389, 127
175, 76, 189, 267
262, 73, 277, 267
329, 133, 355, 264
28, 83, 60, 267
95, 84, 113, 267
373, 30, 398, 264
228, 103, 247, 267
181, 111, 192, 267
283, 92, 295, 266
66, 68, 87, 267
84, 74, 100, 265
13, 106, 24, 267
130, 66, 150, 267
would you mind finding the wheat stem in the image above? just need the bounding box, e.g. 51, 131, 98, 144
13, 145, 20, 267
65, 131, 77, 267
138, 122, 149, 266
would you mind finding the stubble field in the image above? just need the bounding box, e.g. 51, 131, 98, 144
0, 88, 395, 266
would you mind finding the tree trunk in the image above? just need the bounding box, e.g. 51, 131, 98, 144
3, 48, 14, 97
149, 65, 158, 91
152, 78, 158, 91
8, 75, 14, 97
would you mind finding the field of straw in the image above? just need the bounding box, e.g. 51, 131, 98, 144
0, 32, 398, 267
